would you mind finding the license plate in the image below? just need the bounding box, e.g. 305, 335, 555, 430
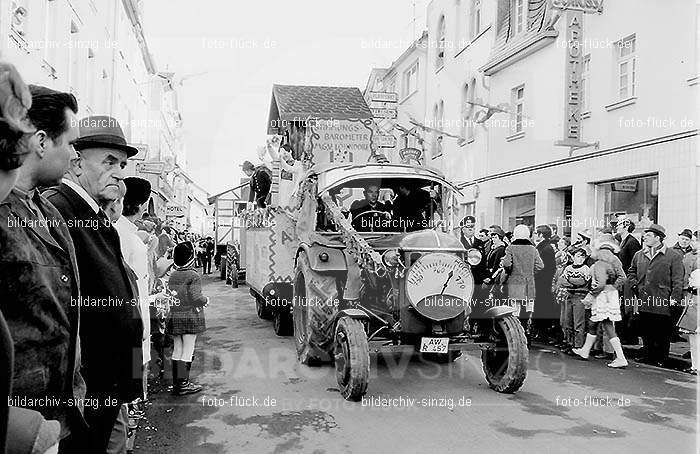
420, 337, 449, 353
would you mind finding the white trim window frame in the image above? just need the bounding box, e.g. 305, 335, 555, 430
433, 100, 444, 158
616, 34, 636, 100
461, 82, 470, 138
436, 15, 446, 70
581, 54, 591, 113
471, 0, 482, 40
511, 84, 525, 134
402, 61, 419, 100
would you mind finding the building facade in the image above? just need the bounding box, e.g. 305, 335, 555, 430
0, 0, 207, 229
363, 31, 429, 165
471, 0, 698, 240
370, 0, 698, 242
424, 0, 496, 223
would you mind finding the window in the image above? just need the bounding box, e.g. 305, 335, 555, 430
432, 101, 444, 158
471, 0, 482, 39
402, 61, 419, 99
461, 83, 470, 138
511, 85, 525, 133
10, 0, 28, 37
501, 193, 535, 232
436, 15, 446, 70
384, 77, 396, 96
616, 35, 636, 99
599, 175, 658, 234
69, 20, 81, 94
461, 81, 476, 141
467, 79, 476, 141
514, 0, 527, 36
581, 54, 590, 112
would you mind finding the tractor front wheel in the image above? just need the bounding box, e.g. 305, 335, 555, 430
334, 317, 369, 401
481, 314, 528, 393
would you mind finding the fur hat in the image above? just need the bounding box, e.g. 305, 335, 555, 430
592, 233, 620, 254
173, 241, 195, 267
512, 224, 531, 241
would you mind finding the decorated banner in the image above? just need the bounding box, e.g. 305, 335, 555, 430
306, 118, 379, 165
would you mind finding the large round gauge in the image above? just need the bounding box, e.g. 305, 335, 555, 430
405, 253, 474, 321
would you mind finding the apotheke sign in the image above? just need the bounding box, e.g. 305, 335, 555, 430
551, 0, 603, 13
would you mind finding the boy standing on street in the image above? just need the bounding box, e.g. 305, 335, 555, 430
558, 248, 592, 352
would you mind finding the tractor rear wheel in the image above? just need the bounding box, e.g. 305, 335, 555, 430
293, 252, 339, 365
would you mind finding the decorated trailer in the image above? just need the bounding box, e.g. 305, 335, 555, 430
243, 84, 385, 335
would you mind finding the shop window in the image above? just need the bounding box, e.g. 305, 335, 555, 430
501, 193, 535, 232
600, 175, 658, 233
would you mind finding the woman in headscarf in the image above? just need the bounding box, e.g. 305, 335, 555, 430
501, 224, 544, 343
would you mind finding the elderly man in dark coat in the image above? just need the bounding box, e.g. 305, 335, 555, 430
43, 116, 143, 453
628, 224, 685, 366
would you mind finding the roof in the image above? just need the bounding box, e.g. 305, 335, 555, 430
267, 84, 373, 134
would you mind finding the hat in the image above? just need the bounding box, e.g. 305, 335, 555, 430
678, 228, 693, 239
241, 160, 255, 171
513, 224, 531, 240
123, 177, 151, 207
577, 229, 592, 242
644, 223, 666, 238
173, 241, 195, 267
592, 233, 620, 253
489, 227, 506, 239
73, 115, 139, 157
460, 216, 476, 227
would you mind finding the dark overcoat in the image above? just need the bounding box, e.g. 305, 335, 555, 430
627, 245, 685, 316
43, 183, 143, 403
535, 240, 558, 318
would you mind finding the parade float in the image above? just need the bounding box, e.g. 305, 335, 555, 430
243, 84, 528, 400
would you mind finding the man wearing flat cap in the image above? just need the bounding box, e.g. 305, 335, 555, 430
628, 223, 685, 366
43, 115, 143, 452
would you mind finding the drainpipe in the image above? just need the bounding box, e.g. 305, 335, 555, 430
109, 0, 118, 115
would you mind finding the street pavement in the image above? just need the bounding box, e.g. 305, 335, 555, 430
137, 274, 698, 454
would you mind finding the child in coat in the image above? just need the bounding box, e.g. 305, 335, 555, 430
557, 248, 591, 352
167, 241, 208, 396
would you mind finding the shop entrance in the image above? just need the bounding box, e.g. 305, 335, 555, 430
549, 187, 573, 239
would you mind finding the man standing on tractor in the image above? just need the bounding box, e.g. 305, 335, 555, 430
241, 160, 271, 208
